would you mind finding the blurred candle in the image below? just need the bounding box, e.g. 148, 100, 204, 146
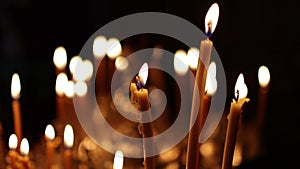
53, 46, 67, 75
69, 55, 83, 79
45, 124, 55, 169
113, 150, 124, 169
222, 74, 250, 169
11, 73, 22, 149
20, 138, 30, 169
257, 66, 270, 127
64, 124, 74, 169
55, 73, 68, 122
8, 134, 18, 169
186, 3, 219, 169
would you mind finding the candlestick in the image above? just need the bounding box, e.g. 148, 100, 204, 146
45, 124, 61, 169
113, 150, 124, 169
186, 3, 219, 169
11, 73, 22, 149
221, 74, 250, 169
257, 65, 270, 127
20, 138, 31, 169
8, 134, 18, 169
55, 73, 68, 124
64, 124, 74, 169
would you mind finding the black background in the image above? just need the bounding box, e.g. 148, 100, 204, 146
0, 0, 299, 168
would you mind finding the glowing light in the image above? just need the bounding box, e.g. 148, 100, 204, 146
107, 38, 122, 59
232, 144, 242, 166
64, 124, 74, 148
53, 46, 67, 70
200, 141, 214, 157
205, 3, 220, 34
115, 56, 129, 71
74, 81, 88, 97
205, 62, 217, 95
45, 124, 55, 141
9, 134, 18, 150
93, 36, 107, 59
258, 65, 270, 88
20, 138, 29, 156
55, 73, 68, 96
73, 59, 93, 82
69, 56, 82, 75
187, 47, 199, 70
174, 50, 188, 75
234, 74, 248, 99
138, 63, 149, 85
64, 80, 75, 98
11, 73, 21, 99
113, 150, 124, 169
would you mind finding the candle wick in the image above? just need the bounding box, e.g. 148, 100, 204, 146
235, 90, 240, 101
136, 76, 144, 90
206, 21, 213, 39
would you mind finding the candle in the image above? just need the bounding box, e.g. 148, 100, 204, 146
113, 150, 124, 169
64, 124, 74, 169
186, 3, 219, 169
11, 73, 22, 149
221, 74, 250, 169
257, 66, 270, 127
55, 73, 68, 124
53, 46, 67, 76
130, 63, 155, 169
20, 138, 31, 169
8, 134, 18, 169
45, 124, 56, 169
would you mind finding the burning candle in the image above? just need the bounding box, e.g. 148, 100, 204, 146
257, 66, 270, 127
221, 74, 250, 169
45, 124, 56, 169
8, 134, 18, 169
113, 150, 124, 169
11, 73, 22, 149
55, 73, 68, 123
64, 124, 74, 169
53, 46, 67, 75
20, 138, 30, 169
186, 3, 219, 169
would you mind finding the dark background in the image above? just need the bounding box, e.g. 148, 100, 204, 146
0, 0, 299, 168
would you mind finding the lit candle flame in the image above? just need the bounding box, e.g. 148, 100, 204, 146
205, 3, 219, 36
107, 38, 122, 59
53, 46, 67, 70
74, 81, 88, 97
55, 73, 68, 96
9, 134, 18, 150
258, 65, 270, 88
64, 124, 74, 148
115, 56, 129, 71
20, 138, 29, 156
73, 59, 93, 82
93, 35, 107, 59
205, 62, 217, 95
138, 63, 149, 86
69, 56, 82, 75
187, 47, 199, 70
45, 124, 55, 141
113, 150, 124, 169
11, 73, 21, 99
234, 73, 248, 100
64, 80, 75, 98
174, 49, 188, 75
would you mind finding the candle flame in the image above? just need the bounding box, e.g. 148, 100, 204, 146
138, 63, 149, 85
107, 38, 122, 59
45, 124, 55, 141
187, 47, 199, 70
115, 56, 129, 71
64, 80, 75, 98
234, 73, 248, 100
9, 134, 18, 150
11, 73, 21, 99
258, 65, 270, 88
205, 3, 219, 35
20, 138, 29, 156
74, 81, 88, 97
55, 73, 68, 96
205, 62, 217, 95
174, 49, 188, 75
69, 56, 82, 75
93, 35, 107, 59
73, 59, 93, 82
113, 150, 124, 169
64, 124, 74, 148
53, 46, 67, 70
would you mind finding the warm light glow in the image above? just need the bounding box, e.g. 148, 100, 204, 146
73, 59, 93, 81
69, 56, 82, 75
11, 73, 21, 99
205, 3, 219, 34
113, 150, 124, 169
64, 80, 75, 98
9, 134, 18, 150
64, 124, 74, 148
232, 144, 243, 166
93, 36, 107, 59
20, 138, 29, 156
174, 49, 188, 75
199, 141, 214, 157
53, 46, 67, 70
106, 38, 122, 59
258, 65, 270, 88
138, 63, 149, 85
74, 81, 88, 97
55, 73, 68, 96
187, 47, 199, 70
83, 59, 94, 81
115, 56, 129, 71
45, 124, 55, 141
234, 73, 248, 99
205, 62, 217, 95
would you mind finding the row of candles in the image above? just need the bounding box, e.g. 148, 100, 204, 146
2, 2, 272, 169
